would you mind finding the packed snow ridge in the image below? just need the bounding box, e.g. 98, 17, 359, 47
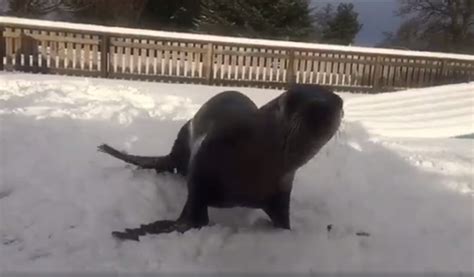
0, 73, 472, 273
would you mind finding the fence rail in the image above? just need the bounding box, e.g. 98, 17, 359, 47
1, 17, 474, 93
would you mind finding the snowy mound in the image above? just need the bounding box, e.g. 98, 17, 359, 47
345, 82, 474, 138
0, 73, 472, 273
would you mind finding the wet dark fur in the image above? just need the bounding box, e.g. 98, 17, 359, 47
98, 84, 343, 241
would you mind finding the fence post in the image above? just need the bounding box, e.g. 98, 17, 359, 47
286, 49, 296, 88
205, 43, 214, 85
372, 55, 383, 91
100, 34, 109, 78
437, 59, 450, 85
0, 26, 4, 71
469, 62, 473, 82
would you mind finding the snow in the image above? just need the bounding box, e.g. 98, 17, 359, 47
0, 72, 473, 274
344, 82, 474, 138
2, 15, 474, 61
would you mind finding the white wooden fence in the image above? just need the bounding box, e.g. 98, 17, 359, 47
1, 17, 473, 92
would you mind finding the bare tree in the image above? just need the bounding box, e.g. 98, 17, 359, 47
385, 0, 474, 53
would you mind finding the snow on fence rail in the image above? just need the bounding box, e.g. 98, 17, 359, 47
1, 16, 473, 92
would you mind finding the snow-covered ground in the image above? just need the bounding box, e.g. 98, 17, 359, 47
0, 72, 472, 274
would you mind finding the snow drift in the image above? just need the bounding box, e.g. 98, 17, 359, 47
344, 82, 474, 138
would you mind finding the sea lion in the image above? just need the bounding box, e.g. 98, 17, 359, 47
98, 84, 343, 241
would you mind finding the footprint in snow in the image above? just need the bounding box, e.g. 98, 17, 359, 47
0, 188, 13, 200
28, 249, 52, 261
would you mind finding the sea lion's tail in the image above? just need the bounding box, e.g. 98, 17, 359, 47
97, 144, 173, 173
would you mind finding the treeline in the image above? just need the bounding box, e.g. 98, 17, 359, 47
3, 0, 363, 45
3, 0, 474, 54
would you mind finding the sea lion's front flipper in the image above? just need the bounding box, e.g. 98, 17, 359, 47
263, 190, 291, 230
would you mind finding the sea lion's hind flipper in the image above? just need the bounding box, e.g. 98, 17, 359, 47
97, 144, 172, 172
111, 220, 196, 241
112, 189, 209, 241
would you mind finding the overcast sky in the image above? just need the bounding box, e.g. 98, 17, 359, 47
0, 0, 402, 46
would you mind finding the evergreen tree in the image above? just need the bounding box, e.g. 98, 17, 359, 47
59, 0, 147, 26
5, 0, 320, 43
140, 0, 200, 31
6, 0, 60, 17
318, 3, 362, 45
195, 0, 317, 41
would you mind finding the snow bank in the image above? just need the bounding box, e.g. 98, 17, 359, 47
0, 73, 472, 274
345, 82, 474, 138
2, 16, 474, 61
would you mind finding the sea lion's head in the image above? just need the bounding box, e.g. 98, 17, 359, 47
283, 84, 343, 138
277, 84, 343, 166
